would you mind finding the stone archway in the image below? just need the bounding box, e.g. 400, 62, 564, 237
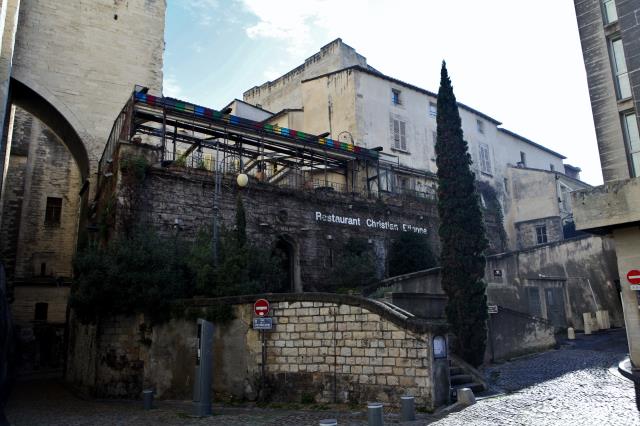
9, 77, 90, 180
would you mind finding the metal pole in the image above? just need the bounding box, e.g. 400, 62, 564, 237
212, 142, 220, 267
261, 329, 266, 395
193, 319, 214, 417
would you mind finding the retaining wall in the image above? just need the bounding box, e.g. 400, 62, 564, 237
66, 293, 450, 409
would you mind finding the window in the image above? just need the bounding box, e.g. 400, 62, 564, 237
479, 143, 492, 174
34, 303, 48, 321
390, 116, 407, 150
622, 112, 640, 176
602, 0, 618, 24
392, 89, 401, 105
550, 164, 555, 172
519, 151, 527, 167
476, 119, 484, 134
429, 102, 437, 117
44, 197, 62, 226
610, 38, 632, 99
536, 225, 548, 245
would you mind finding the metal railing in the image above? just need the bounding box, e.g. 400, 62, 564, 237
98, 96, 134, 188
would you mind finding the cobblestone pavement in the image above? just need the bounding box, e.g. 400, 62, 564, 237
4, 329, 638, 425
434, 328, 639, 426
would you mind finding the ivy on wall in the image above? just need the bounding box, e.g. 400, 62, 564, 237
71, 197, 286, 325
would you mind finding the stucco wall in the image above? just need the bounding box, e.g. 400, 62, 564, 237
243, 39, 367, 114
66, 294, 450, 409
486, 235, 622, 330
368, 235, 621, 332
486, 307, 556, 362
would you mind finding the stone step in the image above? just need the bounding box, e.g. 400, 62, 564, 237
450, 374, 473, 385
449, 366, 465, 376
452, 382, 484, 394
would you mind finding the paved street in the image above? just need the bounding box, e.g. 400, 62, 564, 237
434, 328, 639, 426
4, 329, 638, 425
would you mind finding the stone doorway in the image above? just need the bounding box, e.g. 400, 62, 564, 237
274, 235, 302, 293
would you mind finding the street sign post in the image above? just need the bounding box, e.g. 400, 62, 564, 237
253, 298, 271, 394
627, 270, 640, 290
254, 299, 270, 316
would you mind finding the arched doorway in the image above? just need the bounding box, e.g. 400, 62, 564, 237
9, 77, 89, 179
274, 235, 302, 293
0, 78, 89, 377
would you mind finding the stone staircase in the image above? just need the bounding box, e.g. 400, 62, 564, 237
449, 357, 486, 401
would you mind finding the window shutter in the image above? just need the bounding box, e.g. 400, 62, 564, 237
400, 121, 406, 150
393, 119, 400, 148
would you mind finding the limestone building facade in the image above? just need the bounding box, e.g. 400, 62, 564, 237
572, 0, 640, 369
241, 39, 588, 251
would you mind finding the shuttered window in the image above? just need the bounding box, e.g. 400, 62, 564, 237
390, 116, 407, 150
479, 143, 492, 174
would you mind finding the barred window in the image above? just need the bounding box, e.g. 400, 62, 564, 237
44, 197, 62, 226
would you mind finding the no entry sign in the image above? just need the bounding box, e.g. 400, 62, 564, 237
254, 299, 270, 317
627, 270, 640, 290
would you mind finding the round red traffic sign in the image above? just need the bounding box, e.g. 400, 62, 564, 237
627, 270, 640, 285
254, 299, 270, 317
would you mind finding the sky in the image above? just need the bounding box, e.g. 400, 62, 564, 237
164, 0, 603, 185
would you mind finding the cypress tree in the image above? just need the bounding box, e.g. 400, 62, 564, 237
435, 62, 488, 367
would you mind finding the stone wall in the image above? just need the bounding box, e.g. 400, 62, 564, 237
66, 294, 450, 409
11, 0, 165, 173
514, 216, 563, 250
4, 108, 81, 282
103, 143, 440, 292
574, 0, 635, 182
11, 286, 69, 324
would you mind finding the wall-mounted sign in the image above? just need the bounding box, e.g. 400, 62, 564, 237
493, 269, 503, 278
627, 270, 640, 290
314, 211, 428, 235
488, 304, 499, 314
253, 317, 273, 330
254, 299, 270, 316
433, 335, 447, 359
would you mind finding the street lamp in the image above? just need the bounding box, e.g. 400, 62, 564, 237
237, 173, 248, 188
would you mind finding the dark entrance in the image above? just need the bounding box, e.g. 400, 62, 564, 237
545, 287, 567, 328
274, 237, 294, 292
